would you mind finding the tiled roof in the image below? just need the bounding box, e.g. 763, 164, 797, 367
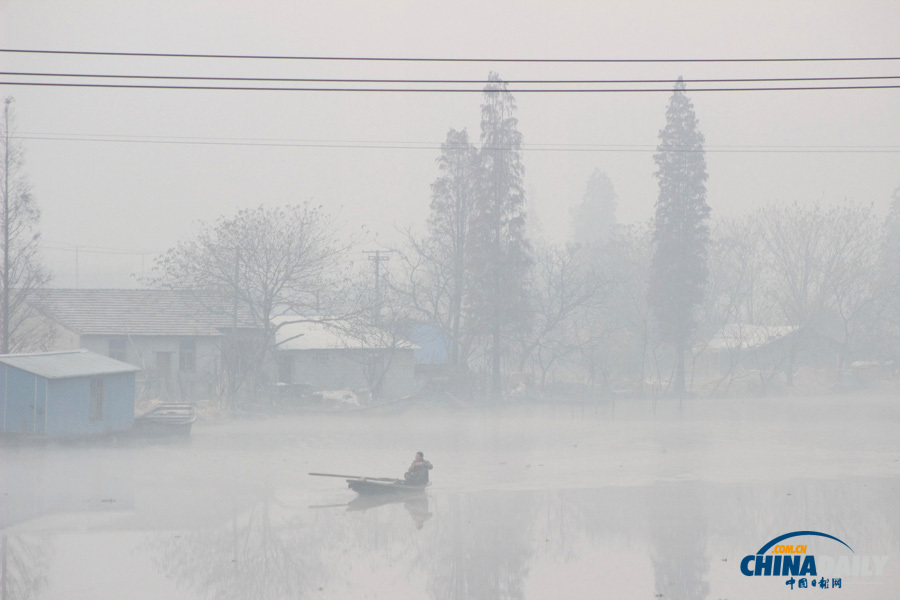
29, 289, 257, 336
0, 349, 140, 379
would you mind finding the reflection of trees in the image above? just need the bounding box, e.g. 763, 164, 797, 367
705, 478, 900, 559
143, 477, 900, 600
648, 483, 710, 600
423, 491, 535, 600
0, 534, 53, 600
147, 492, 334, 599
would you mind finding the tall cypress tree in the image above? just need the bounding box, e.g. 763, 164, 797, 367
648, 77, 710, 395
470, 73, 531, 394
427, 128, 479, 367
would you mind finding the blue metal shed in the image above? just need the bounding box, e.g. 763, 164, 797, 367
0, 349, 140, 438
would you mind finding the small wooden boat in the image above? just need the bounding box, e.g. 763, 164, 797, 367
133, 402, 197, 436
310, 472, 430, 496
347, 478, 429, 495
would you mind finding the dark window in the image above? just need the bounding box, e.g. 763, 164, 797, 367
90, 378, 104, 421
179, 339, 196, 373
109, 338, 126, 361
278, 354, 293, 384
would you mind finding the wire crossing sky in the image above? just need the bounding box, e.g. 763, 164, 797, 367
2, 48, 900, 62
1, 0, 898, 288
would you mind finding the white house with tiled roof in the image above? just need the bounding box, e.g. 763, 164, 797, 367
28, 289, 259, 402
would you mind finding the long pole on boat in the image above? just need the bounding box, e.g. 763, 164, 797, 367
309, 472, 398, 482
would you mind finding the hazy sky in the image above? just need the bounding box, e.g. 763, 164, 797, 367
1, 0, 898, 286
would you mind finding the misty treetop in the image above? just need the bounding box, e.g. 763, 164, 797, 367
150, 203, 347, 318
572, 168, 618, 246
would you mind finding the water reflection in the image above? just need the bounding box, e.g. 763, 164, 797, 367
425, 492, 534, 600
312, 492, 434, 528
145, 479, 898, 599
146, 490, 330, 599
404, 496, 433, 529
648, 484, 710, 600
0, 534, 54, 600
3, 401, 899, 599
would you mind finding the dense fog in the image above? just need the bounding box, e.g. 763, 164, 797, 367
3, 398, 900, 599
2, 1, 900, 599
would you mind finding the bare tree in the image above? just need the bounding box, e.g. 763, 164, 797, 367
874, 184, 900, 360
692, 217, 770, 393
1, 97, 53, 354
323, 270, 418, 402
390, 129, 480, 378
588, 224, 656, 396
756, 200, 881, 380
516, 241, 600, 391
149, 203, 349, 405
820, 202, 881, 368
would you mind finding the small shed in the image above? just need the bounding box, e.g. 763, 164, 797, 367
272, 316, 420, 401
0, 349, 140, 438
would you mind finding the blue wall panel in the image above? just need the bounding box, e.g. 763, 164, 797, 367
1, 366, 40, 434
45, 373, 135, 438
3, 365, 135, 438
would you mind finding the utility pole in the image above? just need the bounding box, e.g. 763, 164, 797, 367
2, 98, 12, 354
363, 250, 391, 326
229, 247, 240, 405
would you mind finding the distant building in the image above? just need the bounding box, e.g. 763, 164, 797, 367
272, 316, 419, 402
27, 289, 258, 402
0, 349, 139, 438
699, 323, 842, 379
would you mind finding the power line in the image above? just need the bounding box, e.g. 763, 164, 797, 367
19, 131, 900, 150
3, 71, 899, 85
12, 133, 900, 153
40, 240, 164, 255
2, 48, 900, 63
3, 80, 899, 93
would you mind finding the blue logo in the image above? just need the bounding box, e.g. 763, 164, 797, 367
740, 531, 854, 591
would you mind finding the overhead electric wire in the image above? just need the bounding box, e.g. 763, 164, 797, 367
2, 71, 899, 85
2, 48, 900, 63
12, 132, 900, 153
40, 241, 163, 256
2, 80, 899, 92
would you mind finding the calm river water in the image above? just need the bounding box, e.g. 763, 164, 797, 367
2, 395, 899, 599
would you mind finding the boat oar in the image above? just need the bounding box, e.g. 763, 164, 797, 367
309, 472, 400, 483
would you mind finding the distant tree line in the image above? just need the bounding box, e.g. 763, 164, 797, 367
389, 75, 900, 399
6, 83, 900, 402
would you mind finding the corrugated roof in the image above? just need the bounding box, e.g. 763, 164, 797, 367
0, 349, 141, 379
273, 316, 415, 351
28, 289, 257, 336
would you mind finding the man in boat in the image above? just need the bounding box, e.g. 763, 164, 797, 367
404, 452, 433, 485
